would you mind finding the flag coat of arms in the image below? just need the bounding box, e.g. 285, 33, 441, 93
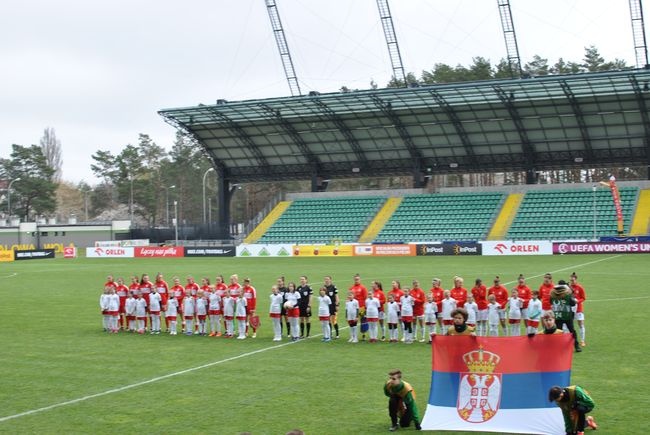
421, 335, 573, 434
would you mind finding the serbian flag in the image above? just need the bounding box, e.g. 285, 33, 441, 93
421, 335, 573, 434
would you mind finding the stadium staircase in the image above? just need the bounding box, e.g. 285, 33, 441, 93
630, 189, 650, 236
244, 201, 292, 243
256, 196, 385, 244
487, 193, 524, 240
507, 187, 639, 240
358, 197, 402, 243
373, 193, 505, 242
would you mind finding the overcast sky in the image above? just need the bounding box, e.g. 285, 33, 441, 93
0, 0, 641, 184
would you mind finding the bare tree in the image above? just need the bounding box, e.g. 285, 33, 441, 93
40, 127, 63, 181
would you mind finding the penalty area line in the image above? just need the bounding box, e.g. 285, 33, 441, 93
0, 339, 306, 423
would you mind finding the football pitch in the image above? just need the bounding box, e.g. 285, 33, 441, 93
0, 254, 647, 434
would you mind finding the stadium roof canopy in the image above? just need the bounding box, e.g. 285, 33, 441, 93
159, 69, 650, 187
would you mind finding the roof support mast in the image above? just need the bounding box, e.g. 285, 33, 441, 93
265, 0, 302, 96
376, 0, 407, 86
497, 0, 523, 78
629, 0, 650, 68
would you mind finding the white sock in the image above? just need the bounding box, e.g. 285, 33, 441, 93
170, 320, 177, 332
186, 319, 193, 332
579, 325, 585, 342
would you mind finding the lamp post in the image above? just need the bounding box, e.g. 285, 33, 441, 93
202, 167, 215, 224
165, 185, 176, 226
173, 200, 178, 245
7, 177, 21, 218
129, 176, 134, 224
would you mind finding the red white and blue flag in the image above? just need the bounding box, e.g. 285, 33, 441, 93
421, 334, 573, 434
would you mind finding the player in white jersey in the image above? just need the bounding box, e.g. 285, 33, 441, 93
400, 289, 415, 343
106, 288, 120, 333
269, 286, 284, 341
525, 290, 543, 336
465, 295, 479, 331
284, 284, 302, 341
423, 294, 438, 340
182, 294, 196, 336
134, 293, 147, 334
486, 294, 500, 337
345, 292, 360, 343
317, 287, 332, 342
125, 292, 137, 332
208, 290, 223, 337
506, 289, 524, 336
166, 297, 179, 335
149, 288, 162, 335
99, 287, 109, 332
195, 290, 208, 336
365, 294, 381, 343
222, 294, 235, 337
386, 294, 401, 342
235, 294, 248, 339
440, 290, 457, 336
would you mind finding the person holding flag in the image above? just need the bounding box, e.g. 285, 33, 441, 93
384, 369, 422, 432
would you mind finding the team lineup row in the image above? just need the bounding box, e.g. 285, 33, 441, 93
98, 272, 587, 346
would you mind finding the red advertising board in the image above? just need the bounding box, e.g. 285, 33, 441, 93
63, 247, 77, 259
134, 246, 185, 258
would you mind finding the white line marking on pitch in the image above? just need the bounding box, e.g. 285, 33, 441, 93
0, 272, 18, 279
589, 295, 650, 303
0, 339, 306, 423
0, 254, 622, 423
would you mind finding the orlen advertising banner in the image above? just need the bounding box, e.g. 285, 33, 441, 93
134, 246, 184, 258
14, 249, 56, 260
354, 244, 416, 256
481, 241, 553, 256
554, 241, 650, 254
237, 244, 293, 257
185, 246, 236, 257
292, 244, 354, 257
86, 247, 134, 258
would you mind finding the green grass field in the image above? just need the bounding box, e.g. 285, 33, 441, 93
0, 254, 648, 434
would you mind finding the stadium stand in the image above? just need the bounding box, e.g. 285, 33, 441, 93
256, 196, 386, 244
507, 187, 640, 240
374, 193, 505, 242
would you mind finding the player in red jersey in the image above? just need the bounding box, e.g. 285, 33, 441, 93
200, 277, 211, 294
514, 274, 532, 324
350, 274, 368, 309
115, 277, 129, 330
387, 280, 404, 305
429, 278, 445, 332
488, 276, 509, 332
538, 273, 554, 312
104, 275, 117, 290
185, 276, 199, 298
154, 273, 170, 331
350, 274, 368, 340
470, 278, 488, 336
228, 274, 242, 298
139, 274, 154, 329
129, 275, 141, 297
371, 281, 387, 340
184, 275, 200, 332
169, 277, 185, 333
450, 276, 468, 308
570, 272, 587, 346
410, 280, 426, 342
242, 278, 258, 337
